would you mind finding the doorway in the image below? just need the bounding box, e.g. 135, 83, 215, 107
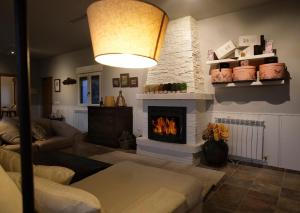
0, 74, 17, 118
41, 77, 53, 118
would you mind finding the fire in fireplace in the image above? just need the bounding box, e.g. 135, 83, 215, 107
148, 106, 186, 144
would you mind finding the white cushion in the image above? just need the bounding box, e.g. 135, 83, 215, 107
0, 148, 74, 184
8, 172, 101, 213
0, 166, 22, 213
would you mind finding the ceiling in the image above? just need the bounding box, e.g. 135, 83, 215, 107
0, 0, 274, 59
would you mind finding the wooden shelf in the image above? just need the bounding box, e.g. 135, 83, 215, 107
206, 53, 276, 65
136, 93, 214, 100
212, 79, 285, 88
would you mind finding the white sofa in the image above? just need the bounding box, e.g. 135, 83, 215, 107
72, 161, 203, 213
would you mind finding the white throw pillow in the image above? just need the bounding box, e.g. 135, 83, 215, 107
0, 148, 75, 185
8, 172, 101, 213
0, 166, 23, 213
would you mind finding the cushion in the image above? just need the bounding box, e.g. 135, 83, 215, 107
0, 148, 74, 185
0, 119, 20, 144
8, 172, 101, 213
0, 147, 21, 171
0, 166, 23, 213
32, 122, 48, 140
34, 165, 75, 185
73, 161, 203, 213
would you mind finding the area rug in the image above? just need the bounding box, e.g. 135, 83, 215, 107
90, 151, 225, 199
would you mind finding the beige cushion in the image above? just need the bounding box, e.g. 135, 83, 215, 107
0, 148, 74, 185
122, 188, 187, 213
0, 121, 20, 144
35, 136, 73, 151
0, 147, 21, 171
32, 122, 48, 140
34, 165, 75, 185
8, 172, 101, 213
0, 166, 22, 213
73, 161, 203, 213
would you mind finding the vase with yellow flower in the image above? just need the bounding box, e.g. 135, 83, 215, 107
202, 123, 229, 166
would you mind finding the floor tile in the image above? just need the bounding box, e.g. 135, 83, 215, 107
237, 190, 278, 213
283, 172, 300, 192
224, 176, 254, 189
202, 203, 233, 213
207, 184, 247, 211
277, 197, 300, 213
281, 188, 300, 202
232, 169, 259, 181
256, 169, 284, 186
251, 181, 281, 197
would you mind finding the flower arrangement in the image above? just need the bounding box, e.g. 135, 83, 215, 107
202, 123, 229, 142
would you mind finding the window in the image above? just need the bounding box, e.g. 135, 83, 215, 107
78, 72, 102, 106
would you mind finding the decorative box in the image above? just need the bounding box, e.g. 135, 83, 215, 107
211, 68, 233, 83
238, 35, 261, 47
235, 46, 254, 58
215, 40, 236, 59
233, 66, 256, 82
259, 63, 286, 80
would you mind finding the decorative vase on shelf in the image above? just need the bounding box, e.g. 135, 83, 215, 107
116, 90, 127, 107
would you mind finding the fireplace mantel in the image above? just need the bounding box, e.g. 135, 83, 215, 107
136, 93, 214, 100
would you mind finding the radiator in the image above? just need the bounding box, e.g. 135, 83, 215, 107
73, 110, 88, 133
215, 117, 265, 162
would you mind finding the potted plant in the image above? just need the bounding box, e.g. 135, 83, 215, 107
202, 123, 229, 166
180, 83, 187, 93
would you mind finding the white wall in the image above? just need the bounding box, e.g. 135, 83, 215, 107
198, 1, 300, 114
196, 1, 300, 170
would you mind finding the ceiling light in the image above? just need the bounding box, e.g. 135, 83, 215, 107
87, 0, 169, 69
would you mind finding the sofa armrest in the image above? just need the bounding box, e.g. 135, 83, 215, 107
122, 188, 188, 213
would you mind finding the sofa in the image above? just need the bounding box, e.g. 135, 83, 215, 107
1, 148, 204, 213
0, 117, 82, 152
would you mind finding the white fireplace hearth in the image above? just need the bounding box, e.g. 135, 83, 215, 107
136, 98, 212, 165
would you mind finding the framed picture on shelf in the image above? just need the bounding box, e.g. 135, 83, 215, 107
120, 73, 130, 87
112, 78, 120, 87
54, 79, 61, 92
129, 77, 138, 87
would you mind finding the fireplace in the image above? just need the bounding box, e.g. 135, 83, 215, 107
148, 106, 186, 144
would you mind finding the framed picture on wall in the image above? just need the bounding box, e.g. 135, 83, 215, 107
120, 73, 129, 87
112, 78, 120, 87
54, 79, 61, 92
129, 77, 138, 87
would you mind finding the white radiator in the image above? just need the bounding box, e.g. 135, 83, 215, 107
215, 117, 265, 162
73, 110, 88, 133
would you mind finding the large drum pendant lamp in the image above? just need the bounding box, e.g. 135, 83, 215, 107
87, 0, 169, 69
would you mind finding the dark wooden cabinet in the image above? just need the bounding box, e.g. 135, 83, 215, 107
88, 107, 133, 148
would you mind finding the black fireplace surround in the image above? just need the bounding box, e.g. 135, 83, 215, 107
148, 106, 186, 144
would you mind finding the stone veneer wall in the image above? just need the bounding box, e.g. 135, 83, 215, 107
146, 16, 205, 93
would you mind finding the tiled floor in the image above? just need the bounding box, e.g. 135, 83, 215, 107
202, 163, 300, 212
64, 141, 300, 213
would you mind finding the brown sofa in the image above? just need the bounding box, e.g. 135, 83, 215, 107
0, 118, 82, 152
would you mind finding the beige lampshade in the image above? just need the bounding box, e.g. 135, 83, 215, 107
87, 0, 169, 69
